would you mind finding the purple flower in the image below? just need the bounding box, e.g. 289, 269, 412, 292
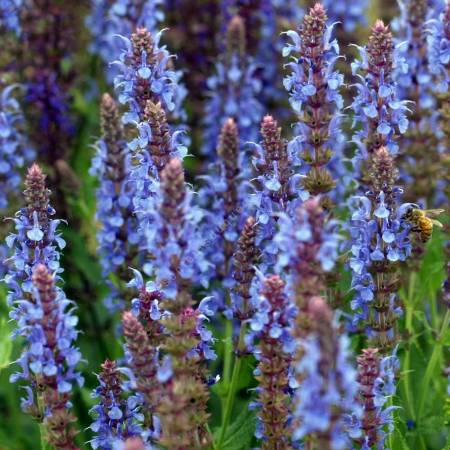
350, 348, 399, 448
90, 93, 141, 311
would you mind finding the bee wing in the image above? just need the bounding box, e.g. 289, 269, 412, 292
423, 209, 445, 218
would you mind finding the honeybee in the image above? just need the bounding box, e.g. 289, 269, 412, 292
403, 207, 444, 243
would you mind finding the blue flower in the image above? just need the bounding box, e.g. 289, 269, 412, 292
428, 4, 450, 93
87, 0, 164, 82
0, 0, 22, 34
4, 164, 65, 313
283, 5, 348, 202
347, 193, 411, 334
0, 85, 34, 276
202, 15, 263, 156
350, 21, 410, 161
292, 298, 361, 449
9, 263, 83, 432
90, 360, 145, 450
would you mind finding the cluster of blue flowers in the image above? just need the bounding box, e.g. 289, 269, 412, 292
113, 27, 186, 233
0, 85, 34, 211
348, 194, 411, 330
428, 3, 450, 93
89, 93, 141, 311
143, 158, 210, 297
4, 165, 65, 309
275, 200, 339, 285
283, 4, 348, 201
90, 360, 146, 449
0, 0, 21, 33
292, 297, 361, 449
393, 0, 439, 110
203, 15, 263, 157
11, 264, 83, 409
88, 0, 164, 81
248, 115, 302, 246
350, 21, 409, 159
220, 0, 304, 106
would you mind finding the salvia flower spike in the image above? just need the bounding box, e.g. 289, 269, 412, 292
203, 14, 263, 157
90, 360, 145, 449
250, 114, 301, 257
249, 275, 295, 449
292, 296, 360, 449
90, 93, 140, 311
284, 3, 346, 206
351, 347, 399, 448
0, 84, 34, 275
351, 19, 409, 184
5, 164, 65, 309
87, 0, 164, 82
348, 146, 411, 349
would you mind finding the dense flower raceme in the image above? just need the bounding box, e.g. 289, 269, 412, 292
275, 197, 339, 317
348, 147, 411, 349
113, 27, 187, 236
428, 2, 450, 92
350, 20, 409, 177
122, 311, 161, 435
220, 0, 303, 104
90, 360, 146, 449
249, 275, 295, 449
203, 14, 263, 156
0, 84, 34, 211
199, 118, 250, 287
14, 264, 82, 450
283, 3, 347, 206
4, 165, 82, 449
0, 84, 29, 262
249, 115, 302, 250
351, 348, 399, 449
142, 158, 210, 296
292, 296, 360, 449
393, 0, 444, 205
0, 0, 21, 33
113, 26, 186, 124
427, 2, 450, 204
87, 0, 164, 81
90, 93, 140, 311
135, 158, 214, 449
4, 164, 65, 308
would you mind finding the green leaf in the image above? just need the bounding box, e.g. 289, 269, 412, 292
214, 407, 256, 450
0, 317, 12, 371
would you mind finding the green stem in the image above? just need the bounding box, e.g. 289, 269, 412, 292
417, 309, 450, 422
217, 325, 246, 449
37, 393, 51, 450
402, 273, 416, 420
